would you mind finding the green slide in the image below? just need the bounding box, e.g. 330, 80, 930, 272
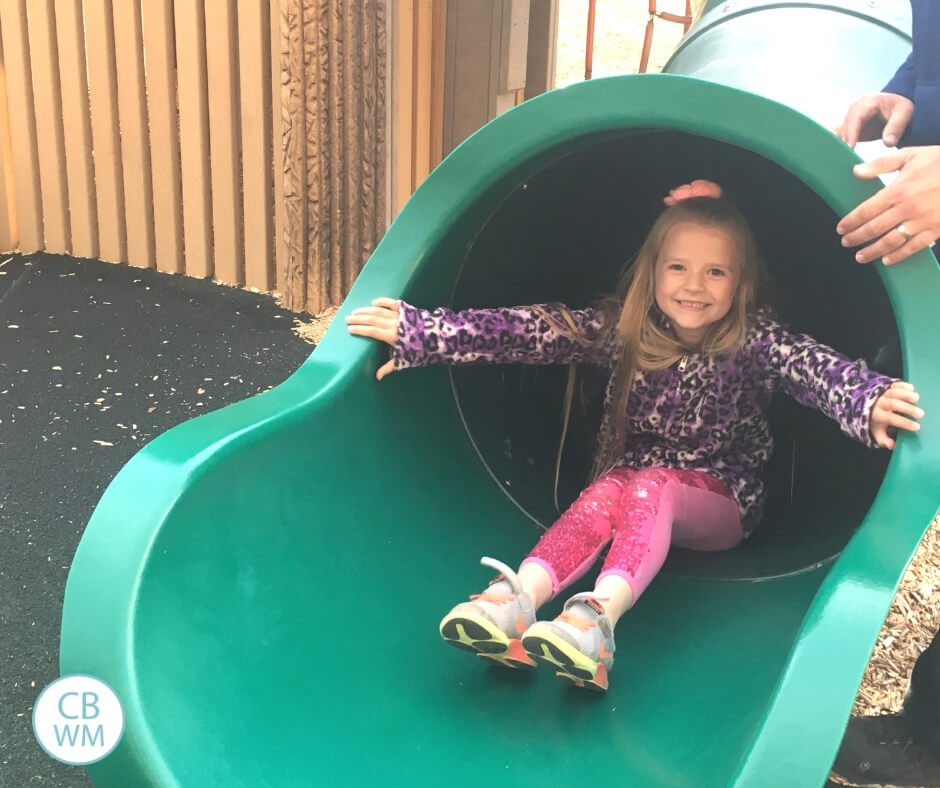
62, 3, 940, 787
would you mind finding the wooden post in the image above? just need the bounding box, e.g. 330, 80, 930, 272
142, 0, 184, 273
442, 0, 530, 158
0, 0, 41, 251
85, 0, 127, 262
280, 0, 388, 314
205, 0, 243, 284
56, 0, 98, 257
525, 0, 558, 99
112, 0, 156, 269
28, 0, 69, 251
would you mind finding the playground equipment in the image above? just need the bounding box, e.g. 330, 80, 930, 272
61, 1, 939, 786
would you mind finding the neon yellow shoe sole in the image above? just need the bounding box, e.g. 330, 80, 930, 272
521, 628, 610, 691
439, 610, 536, 669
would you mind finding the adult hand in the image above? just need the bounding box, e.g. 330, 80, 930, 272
834, 92, 914, 149
870, 381, 923, 450
836, 146, 940, 265
345, 297, 400, 380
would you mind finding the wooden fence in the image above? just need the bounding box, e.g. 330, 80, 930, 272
0, 1, 552, 312
0, 0, 283, 293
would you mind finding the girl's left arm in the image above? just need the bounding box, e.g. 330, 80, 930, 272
389, 300, 613, 371
756, 314, 922, 449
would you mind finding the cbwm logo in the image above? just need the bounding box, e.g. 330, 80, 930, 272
33, 675, 125, 765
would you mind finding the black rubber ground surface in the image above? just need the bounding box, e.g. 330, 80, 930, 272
0, 254, 314, 787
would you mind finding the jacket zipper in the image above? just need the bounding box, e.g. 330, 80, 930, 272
678, 355, 688, 372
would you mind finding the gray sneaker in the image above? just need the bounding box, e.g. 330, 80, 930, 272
439, 557, 537, 669
521, 592, 616, 691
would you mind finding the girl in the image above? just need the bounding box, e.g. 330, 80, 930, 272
346, 180, 924, 692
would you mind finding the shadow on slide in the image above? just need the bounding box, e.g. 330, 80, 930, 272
61, 75, 940, 787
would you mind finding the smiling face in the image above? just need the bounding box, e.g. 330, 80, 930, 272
654, 221, 741, 346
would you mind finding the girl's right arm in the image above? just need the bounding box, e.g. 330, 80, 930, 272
346, 297, 613, 380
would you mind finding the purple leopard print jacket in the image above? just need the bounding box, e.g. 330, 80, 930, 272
391, 301, 895, 534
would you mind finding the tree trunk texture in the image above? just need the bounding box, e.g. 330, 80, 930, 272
280, 0, 387, 313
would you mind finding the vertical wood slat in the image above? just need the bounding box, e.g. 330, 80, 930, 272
429, 0, 447, 170
238, 0, 274, 291
362, 0, 385, 269
142, 0, 183, 273
324, 2, 342, 306
0, 25, 18, 249
26, 0, 70, 251
174, 0, 213, 278
340, 1, 361, 297
393, 0, 415, 217
271, 0, 287, 296
280, 0, 306, 310
413, 0, 433, 186
85, 0, 126, 262
205, 0, 243, 284
55, 0, 97, 259
524, 0, 557, 99
0, 0, 41, 250
393, 0, 445, 215
303, 2, 325, 311
113, 0, 156, 269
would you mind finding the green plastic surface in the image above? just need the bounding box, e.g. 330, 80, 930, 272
62, 14, 939, 788
667, 0, 913, 126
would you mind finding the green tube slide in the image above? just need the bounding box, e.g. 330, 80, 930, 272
61, 2, 940, 786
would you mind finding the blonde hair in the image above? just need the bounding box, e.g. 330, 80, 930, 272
549, 195, 769, 502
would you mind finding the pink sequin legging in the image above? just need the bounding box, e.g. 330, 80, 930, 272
520, 467, 743, 602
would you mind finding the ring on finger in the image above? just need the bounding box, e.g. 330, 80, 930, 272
897, 223, 913, 242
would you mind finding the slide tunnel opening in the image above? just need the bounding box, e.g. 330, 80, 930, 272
450, 129, 898, 580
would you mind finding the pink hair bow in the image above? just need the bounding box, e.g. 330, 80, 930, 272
663, 179, 724, 206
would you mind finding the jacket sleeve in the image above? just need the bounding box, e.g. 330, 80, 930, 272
753, 313, 896, 448
883, 52, 916, 101
392, 301, 615, 370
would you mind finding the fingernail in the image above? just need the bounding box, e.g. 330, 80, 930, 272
883, 257, 892, 265
837, 225, 845, 235
856, 252, 867, 262
841, 237, 850, 246
885, 135, 897, 146
917, 409, 925, 417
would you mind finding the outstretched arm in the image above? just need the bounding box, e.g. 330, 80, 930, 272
757, 316, 922, 448
347, 298, 614, 379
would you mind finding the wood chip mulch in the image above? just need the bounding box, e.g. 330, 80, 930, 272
855, 513, 940, 716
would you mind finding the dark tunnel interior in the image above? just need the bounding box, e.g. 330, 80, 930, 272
449, 130, 899, 580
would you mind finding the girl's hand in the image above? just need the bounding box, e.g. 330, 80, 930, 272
870, 381, 924, 449
346, 298, 401, 380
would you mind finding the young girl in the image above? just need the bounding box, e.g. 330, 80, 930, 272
346, 180, 924, 692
